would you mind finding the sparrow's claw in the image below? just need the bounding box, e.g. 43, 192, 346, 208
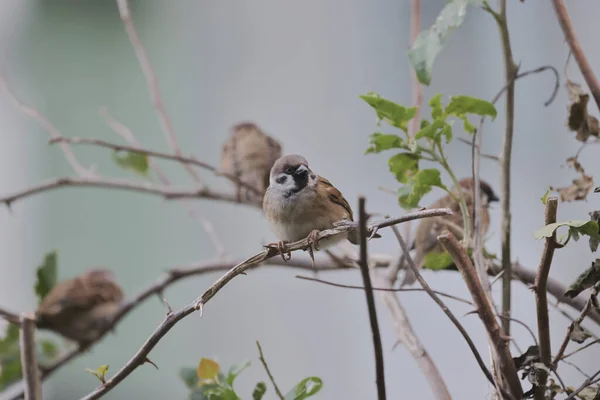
307, 245, 316, 269
266, 241, 291, 262
307, 230, 321, 251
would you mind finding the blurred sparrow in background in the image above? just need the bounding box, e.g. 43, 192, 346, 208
400, 177, 499, 286
36, 269, 124, 345
220, 122, 282, 203
263, 154, 379, 266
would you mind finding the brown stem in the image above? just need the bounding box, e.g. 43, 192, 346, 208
438, 232, 522, 399
533, 197, 558, 400
551, 0, 600, 113
256, 341, 284, 400
19, 313, 41, 400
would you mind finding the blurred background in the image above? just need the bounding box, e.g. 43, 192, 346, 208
1, 0, 600, 399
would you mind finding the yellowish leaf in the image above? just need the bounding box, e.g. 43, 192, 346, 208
197, 358, 220, 381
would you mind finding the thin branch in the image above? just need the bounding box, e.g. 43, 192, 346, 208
357, 197, 386, 400
551, 0, 600, 113
49, 136, 262, 196
115, 0, 201, 183
565, 368, 600, 400
408, 0, 422, 138
256, 341, 285, 400
0, 307, 20, 325
389, 226, 497, 389
295, 275, 473, 305
0, 75, 93, 177
0, 176, 249, 208
79, 209, 449, 399
19, 313, 41, 400
438, 232, 522, 399
562, 338, 600, 361
534, 197, 558, 399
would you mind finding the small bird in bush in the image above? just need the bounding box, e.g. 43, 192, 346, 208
220, 122, 282, 203
36, 269, 124, 344
400, 177, 499, 286
263, 154, 380, 265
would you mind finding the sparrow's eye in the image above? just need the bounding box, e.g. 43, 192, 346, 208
285, 167, 295, 174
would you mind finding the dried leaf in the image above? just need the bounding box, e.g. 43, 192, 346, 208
576, 386, 600, 400
567, 79, 600, 142
565, 259, 600, 299
551, 157, 594, 202
570, 322, 592, 344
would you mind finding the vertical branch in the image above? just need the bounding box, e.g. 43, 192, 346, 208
19, 313, 41, 400
409, 0, 422, 137
493, 0, 518, 337
533, 197, 558, 400
551, 0, 600, 113
357, 197, 386, 400
115, 0, 202, 183
256, 341, 284, 400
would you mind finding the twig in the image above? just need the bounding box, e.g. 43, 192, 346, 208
408, 0, 422, 137
551, 0, 600, 113
115, 0, 201, 183
389, 226, 497, 388
562, 338, 600, 361
372, 273, 452, 400
295, 275, 473, 305
19, 313, 41, 400
79, 208, 449, 399
0, 75, 93, 177
565, 368, 600, 400
49, 136, 262, 196
438, 232, 522, 399
0, 307, 20, 325
256, 341, 284, 400
357, 197, 386, 400
0, 176, 248, 208
534, 197, 558, 399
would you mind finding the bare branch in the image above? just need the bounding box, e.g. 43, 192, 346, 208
295, 275, 473, 306
0, 307, 20, 325
438, 232, 522, 399
408, 0, 422, 138
79, 208, 450, 399
551, 0, 600, 113
534, 197, 558, 399
0, 75, 93, 177
256, 341, 285, 400
357, 197, 386, 400
115, 0, 201, 183
19, 313, 41, 400
389, 226, 497, 389
565, 368, 600, 400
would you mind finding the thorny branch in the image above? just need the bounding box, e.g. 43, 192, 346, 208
18, 313, 41, 400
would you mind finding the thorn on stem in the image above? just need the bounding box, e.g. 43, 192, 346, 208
143, 357, 159, 370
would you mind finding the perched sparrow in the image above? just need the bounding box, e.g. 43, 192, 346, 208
263, 154, 379, 265
220, 122, 282, 203
400, 177, 499, 286
36, 269, 124, 344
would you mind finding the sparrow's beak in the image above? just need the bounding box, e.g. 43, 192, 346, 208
595, 186, 600, 193
294, 165, 309, 177
489, 193, 500, 203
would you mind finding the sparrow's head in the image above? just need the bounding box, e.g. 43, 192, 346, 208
458, 177, 499, 205
269, 154, 317, 197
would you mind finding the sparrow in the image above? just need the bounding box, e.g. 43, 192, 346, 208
263, 154, 379, 266
400, 177, 499, 286
220, 122, 282, 203
36, 269, 124, 345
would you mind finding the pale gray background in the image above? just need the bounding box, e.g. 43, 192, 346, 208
1, 1, 600, 399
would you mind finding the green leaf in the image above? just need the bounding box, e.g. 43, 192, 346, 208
226, 361, 250, 387
252, 382, 267, 400
365, 133, 404, 154
0, 324, 21, 390
429, 94, 444, 119
36, 339, 59, 364
388, 153, 419, 183
408, 0, 482, 85
360, 93, 417, 131
180, 367, 199, 389
85, 364, 109, 384
197, 358, 220, 381
423, 251, 454, 270
112, 151, 149, 176
415, 119, 444, 141
565, 260, 600, 299
541, 188, 550, 205
533, 220, 600, 242
284, 377, 323, 400
445, 95, 497, 120
35, 251, 58, 303
398, 169, 447, 209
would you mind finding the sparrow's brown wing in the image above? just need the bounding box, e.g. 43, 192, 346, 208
317, 176, 353, 221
